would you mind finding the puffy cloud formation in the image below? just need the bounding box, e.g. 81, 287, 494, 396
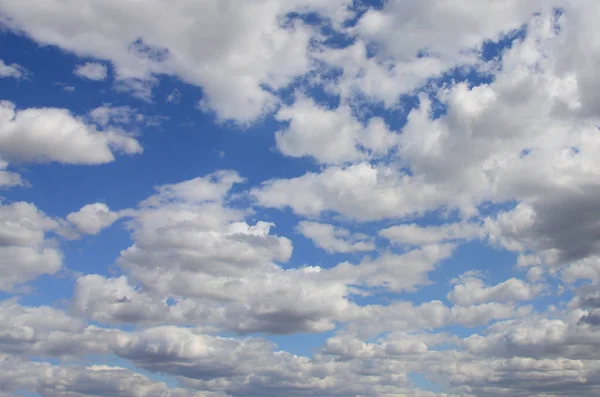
0, 100, 142, 184
74, 62, 108, 81
3, 1, 600, 396
0, 101, 142, 164
0, 201, 62, 291
89, 105, 135, 126
275, 96, 397, 164
0, 0, 351, 121
66, 203, 122, 235
297, 221, 376, 253
0, 58, 27, 79
0, 156, 24, 187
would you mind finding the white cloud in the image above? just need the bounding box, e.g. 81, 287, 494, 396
0, 157, 24, 188
252, 162, 452, 221
3, 3, 600, 397
0, 358, 199, 397
74, 61, 108, 81
72, 172, 361, 334
0, 0, 351, 122
379, 222, 483, 247
66, 203, 121, 235
326, 244, 455, 293
0, 59, 28, 79
448, 274, 542, 306
275, 96, 397, 164
316, 41, 445, 108
89, 104, 134, 126
0, 201, 62, 291
166, 88, 181, 104
356, 1, 544, 60
297, 221, 375, 253
0, 100, 142, 164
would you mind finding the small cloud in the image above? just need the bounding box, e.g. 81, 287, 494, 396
89, 104, 134, 126
143, 115, 169, 127
74, 62, 108, 81
166, 88, 181, 104
114, 77, 155, 102
53, 82, 76, 92
0, 59, 29, 80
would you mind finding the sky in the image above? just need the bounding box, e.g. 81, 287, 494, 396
1, 0, 600, 396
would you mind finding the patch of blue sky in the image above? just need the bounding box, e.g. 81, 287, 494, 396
435, 324, 489, 339
408, 372, 446, 393
15, 391, 41, 397
246, 330, 337, 358
83, 354, 181, 388
344, 242, 522, 308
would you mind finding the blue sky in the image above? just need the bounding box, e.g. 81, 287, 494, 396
2, 1, 600, 396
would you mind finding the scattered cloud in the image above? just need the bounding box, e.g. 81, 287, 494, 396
297, 221, 376, 253
0, 100, 142, 165
74, 62, 108, 81
1, 1, 600, 396
0, 59, 28, 79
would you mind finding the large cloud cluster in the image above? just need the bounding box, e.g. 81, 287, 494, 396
2, 0, 600, 396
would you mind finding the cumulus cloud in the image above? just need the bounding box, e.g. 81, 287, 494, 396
327, 244, 456, 293
3, 1, 600, 397
297, 221, 376, 253
167, 88, 181, 104
448, 274, 543, 306
380, 222, 483, 247
71, 172, 361, 334
0, 100, 142, 164
0, 59, 28, 79
89, 105, 134, 126
74, 62, 108, 81
275, 96, 397, 164
66, 203, 122, 235
0, 0, 352, 122
251, 162, 451, 221
0, 157, 24, 188
0, 358, 200, 397
0, 201, 62, 291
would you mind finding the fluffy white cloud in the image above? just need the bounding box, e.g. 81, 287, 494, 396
380, 222, 483, 247
297, 221, 375, 253
89, 104, 134, 126
275, 96, 397, 164
0, 157, 24, 187
66, 203, 121, 235
326, 244, 455, 293
252, 162, 451, 221
167, 88, 181, 104
0, 59, 27, 79
309, 0, 551, 110
0, 201, 62, 291
74, 61, 108, 80
315, 40, 450, 108
0, 358, 200, 397
448, 274, 543, 306
255, 8, 600, 226
3, 2, 600, 397
0, 100, 142, 164
71, 172, 362, 334
0, 0, 351, 122
355, 0, 546, 64
0, 303, 461, 397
